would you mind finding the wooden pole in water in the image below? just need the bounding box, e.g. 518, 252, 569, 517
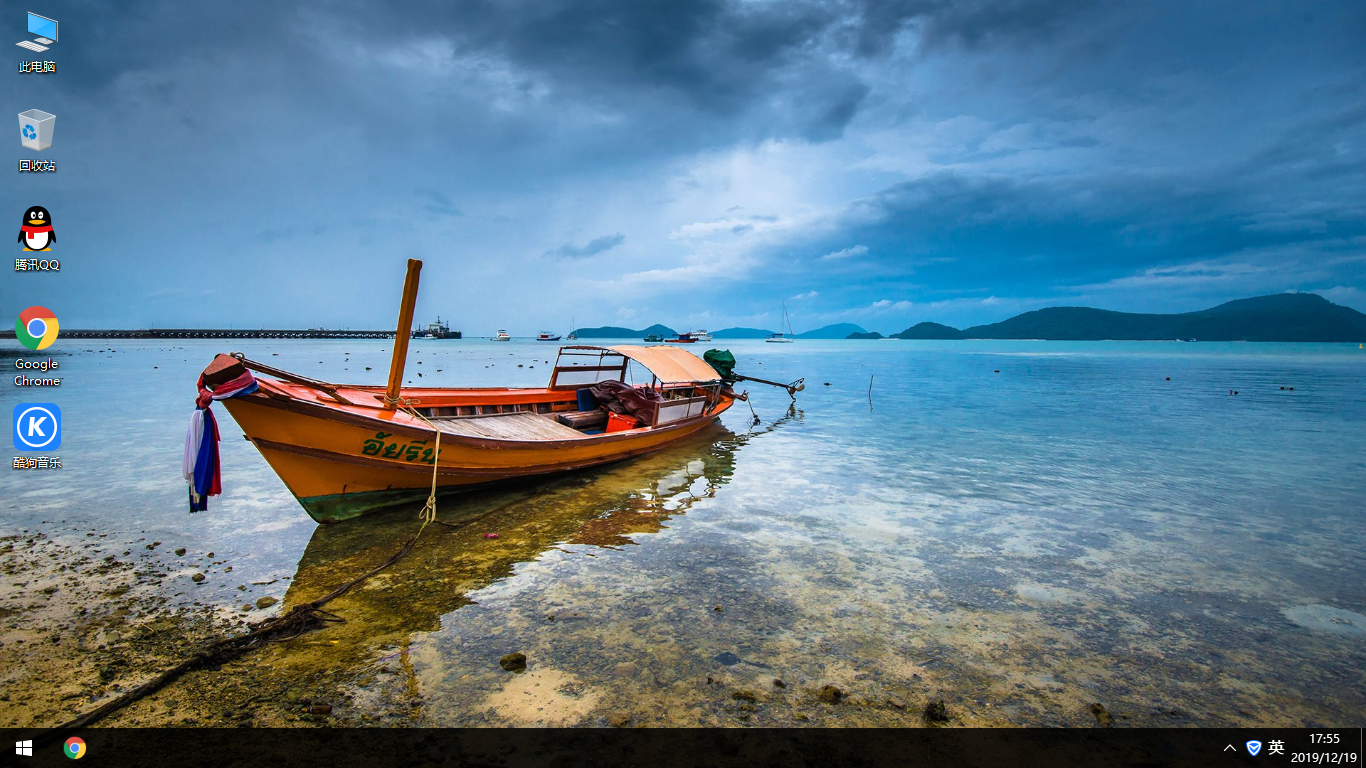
383, 258, 423, 410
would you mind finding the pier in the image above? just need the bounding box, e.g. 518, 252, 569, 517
2, 328, 462, 340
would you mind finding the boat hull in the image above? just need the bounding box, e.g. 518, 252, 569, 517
221, 389, 732, 523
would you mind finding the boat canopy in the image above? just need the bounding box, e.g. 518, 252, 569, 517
609, 345, 722, 384
550, 345, 721, 388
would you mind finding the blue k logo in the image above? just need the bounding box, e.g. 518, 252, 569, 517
13, 403, 61, 450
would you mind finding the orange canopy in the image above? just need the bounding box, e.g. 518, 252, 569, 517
608, 345, 721, 385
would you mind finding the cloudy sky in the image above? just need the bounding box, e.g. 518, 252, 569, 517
4, 0, 1364, 334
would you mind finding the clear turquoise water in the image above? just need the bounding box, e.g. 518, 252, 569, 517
2, 338, 1364, 726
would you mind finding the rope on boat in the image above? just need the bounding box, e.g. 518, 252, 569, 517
381, 393, 443, 526
36, 400, 453, 739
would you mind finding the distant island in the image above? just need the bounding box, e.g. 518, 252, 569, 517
798, 323, 870, 340
571, 322, 874, 340
571, 323, 677, 339
560, 295, 1365, 342
892, 294, 1366, 342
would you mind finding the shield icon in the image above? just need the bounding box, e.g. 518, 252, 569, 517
1246, 741, 1263, 756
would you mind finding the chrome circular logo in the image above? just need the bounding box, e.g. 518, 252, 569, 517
64, 736, 86, 759
15, 305, 59, 350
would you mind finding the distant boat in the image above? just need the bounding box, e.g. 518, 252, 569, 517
689, 330, 713, 342
493, 330, 511, 341
1176, 338, 1197, 343
765, 301, 796, 343
419, 316, 459, 339
644, 334, 664, 342
664, 333, 697, 344
536, 332, 562, 341
566, 317, 578, 341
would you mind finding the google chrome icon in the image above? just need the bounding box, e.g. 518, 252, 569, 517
64, 736, 86, 759
16, 306, 59, 351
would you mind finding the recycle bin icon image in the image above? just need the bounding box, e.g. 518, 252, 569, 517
18, 109, 56, 151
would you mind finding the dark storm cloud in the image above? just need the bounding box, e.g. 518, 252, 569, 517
8, 0, 1364, 330
545, 233, 625, 260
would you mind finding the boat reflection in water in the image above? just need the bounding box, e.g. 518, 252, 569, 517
276, 411, 798, 671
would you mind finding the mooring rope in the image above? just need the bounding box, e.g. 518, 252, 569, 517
382, 394, 443, 527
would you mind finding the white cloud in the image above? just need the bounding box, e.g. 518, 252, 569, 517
790, 290, 819, 300
870, 299, 915, 311
819, 244, 868, 261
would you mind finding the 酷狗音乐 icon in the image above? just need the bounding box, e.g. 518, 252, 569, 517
15, 306, 58, 350
18, 109, 55, 151
13, 403, 61, 451
18, 206, 55, 251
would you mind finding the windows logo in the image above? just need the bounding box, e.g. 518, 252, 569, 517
16, 740, 33, 756
23, 124, 36, 140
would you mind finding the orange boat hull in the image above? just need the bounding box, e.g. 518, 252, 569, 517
220, 380, 733, 523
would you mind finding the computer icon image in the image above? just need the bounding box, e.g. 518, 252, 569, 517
16, 12, 56, 53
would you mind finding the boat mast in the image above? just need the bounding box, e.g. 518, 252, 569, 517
383, 258, 423, 410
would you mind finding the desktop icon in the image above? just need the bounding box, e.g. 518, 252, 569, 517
62, 736, 85, 760
15, 306, 59, 350
1246, 741, 1262, 757
16, 12, 56, 52
18, 109, 55, 151
13, 403, 61, 451
18, 206, 55, 251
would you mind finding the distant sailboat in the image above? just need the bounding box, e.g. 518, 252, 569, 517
566, 317, 578, 341
765, 301, 796, 343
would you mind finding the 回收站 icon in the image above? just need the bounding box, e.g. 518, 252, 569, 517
18, 109, 55, 151
13, 403, 61, 451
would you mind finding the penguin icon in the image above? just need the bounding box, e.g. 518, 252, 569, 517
19, 206, 55, 251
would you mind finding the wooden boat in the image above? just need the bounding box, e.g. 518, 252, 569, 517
664, 333, 697, 344
643, 334, 663, 342
201, 261, 737, 524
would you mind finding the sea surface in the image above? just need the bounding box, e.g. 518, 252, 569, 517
2, 338, 1364, 727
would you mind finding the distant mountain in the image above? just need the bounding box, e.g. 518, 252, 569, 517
892, 294, 1366, 342
893, 322, 963, 340
846, 331, 884, 339
712, 327, 778, 339
797, 323, 869, 339
572, 323, 676, 339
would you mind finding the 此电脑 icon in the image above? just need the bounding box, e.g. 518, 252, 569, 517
16, 12, 57, 52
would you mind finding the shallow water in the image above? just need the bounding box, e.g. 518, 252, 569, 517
2, 338, 1364, 726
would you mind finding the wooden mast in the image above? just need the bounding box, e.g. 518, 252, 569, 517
383, 258, 423, 410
